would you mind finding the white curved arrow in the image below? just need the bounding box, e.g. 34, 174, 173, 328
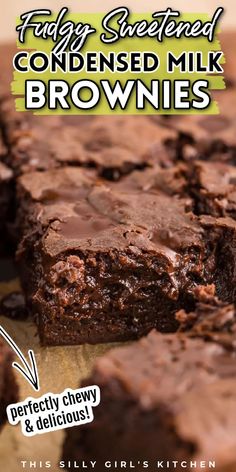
0, 325, 40, 392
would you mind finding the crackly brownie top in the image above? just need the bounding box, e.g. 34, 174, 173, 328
89, 330, 236, 407
18, 166, 204, 262
115, 163, 189, 197
82, 320, 236, 466
200, 213, 236, 232
189, 160, 236, 216
192, 160, 236, 195
0, 44, 177, 176
88, 329, 236, 464
83, 320, 236, 460
167, 90, 236, 163
1, 96, 177, 176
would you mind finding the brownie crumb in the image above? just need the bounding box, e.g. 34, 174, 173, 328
0, 291, 28, 320
176, 291, 236, 351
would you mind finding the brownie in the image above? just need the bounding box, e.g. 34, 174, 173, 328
0, 45, 178, 179
15, 165, 213, 345
176, 284, 236, 349
1, 105, 178, 179
115, 162, 189, 198
0, 44, 15, 101
220, 31, 236, 88
0, 44, 181, 180
0, 340, 19, 429
187, 159, 236, 217
165, 89, 236, 167
200, 215, 236, 303
62, 330, 236, 472
163, 32, 236, 165
0, 128, 13, 245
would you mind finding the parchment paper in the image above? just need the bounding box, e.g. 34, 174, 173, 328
0, 277, 115, 472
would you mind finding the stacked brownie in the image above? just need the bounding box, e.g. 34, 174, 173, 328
0, 340, 18, 429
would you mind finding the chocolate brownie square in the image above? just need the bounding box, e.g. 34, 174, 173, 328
0, 340, 18, 429
176, 284, 236, 349
166, 89, 236, 166
16, 165, 212, 345
62, 330, 236, 471
0, 100, 178, 179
